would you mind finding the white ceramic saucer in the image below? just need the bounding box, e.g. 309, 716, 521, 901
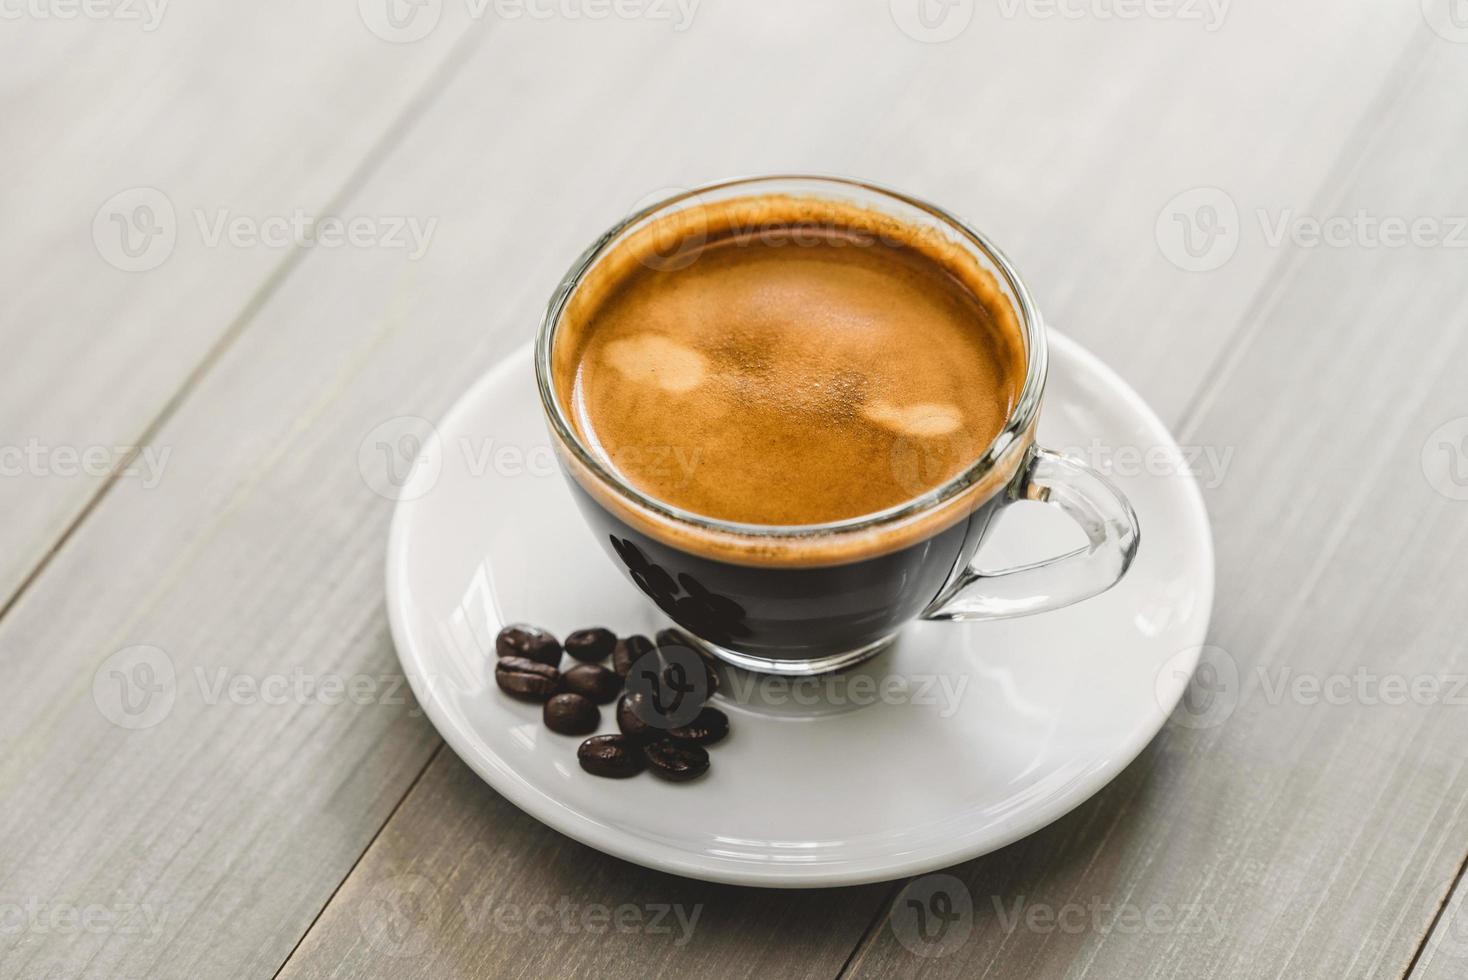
384, 331, 1214, 887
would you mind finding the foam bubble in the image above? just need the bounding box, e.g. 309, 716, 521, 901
863, 400, 963, 437
602, 334, 707, 394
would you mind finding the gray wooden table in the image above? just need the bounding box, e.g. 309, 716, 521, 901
4, 2, 1467, 977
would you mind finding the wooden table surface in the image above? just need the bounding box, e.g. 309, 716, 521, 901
4, 2, 1468, 977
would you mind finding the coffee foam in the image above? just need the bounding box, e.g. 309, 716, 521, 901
863, 400, 964, 437
550, 193, 1030, 568
601, 334, 707, 394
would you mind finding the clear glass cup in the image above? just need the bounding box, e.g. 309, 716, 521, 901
536, 175, 1139, 675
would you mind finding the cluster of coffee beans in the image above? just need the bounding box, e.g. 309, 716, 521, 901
494, 624, 730, 782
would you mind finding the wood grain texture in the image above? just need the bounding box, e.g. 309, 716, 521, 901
0, 7, 488, 977
269, 2, 1451, 979
1411, 867, 1468, 979
0, 1, 1456, 978
0, 1, 476, 608
277, 748, 893, 980
844, 30, 1468, 980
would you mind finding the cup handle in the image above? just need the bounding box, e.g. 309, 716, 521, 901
922, 447, 1140, 621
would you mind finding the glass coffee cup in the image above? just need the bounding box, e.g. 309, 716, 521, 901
536, 175, 1139, 676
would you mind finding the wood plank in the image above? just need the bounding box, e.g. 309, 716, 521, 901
0, 2, 477, 608
1411, 869, 1468, 979
0, 2, 1432, 978
845, 31, 1468, 980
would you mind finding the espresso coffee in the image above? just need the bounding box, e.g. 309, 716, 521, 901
554, 195, 1025, 527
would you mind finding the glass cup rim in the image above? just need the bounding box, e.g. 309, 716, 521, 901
534, 173, 1048, 542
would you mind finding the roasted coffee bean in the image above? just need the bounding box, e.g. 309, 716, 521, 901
625, 655, 705, 729
616, 694, 660, 739
577, 735, 645, 778
612, 634, 654, 677
696, 655, 720, 696
670, 706, 729, 746
655, 630, 720, 695
565, 627, 617, 663
495, 657, 559, 702
561, 663, 621, 704
642, 737, 710, 782
543, 693, 600, 735
495, 624, 561, 666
